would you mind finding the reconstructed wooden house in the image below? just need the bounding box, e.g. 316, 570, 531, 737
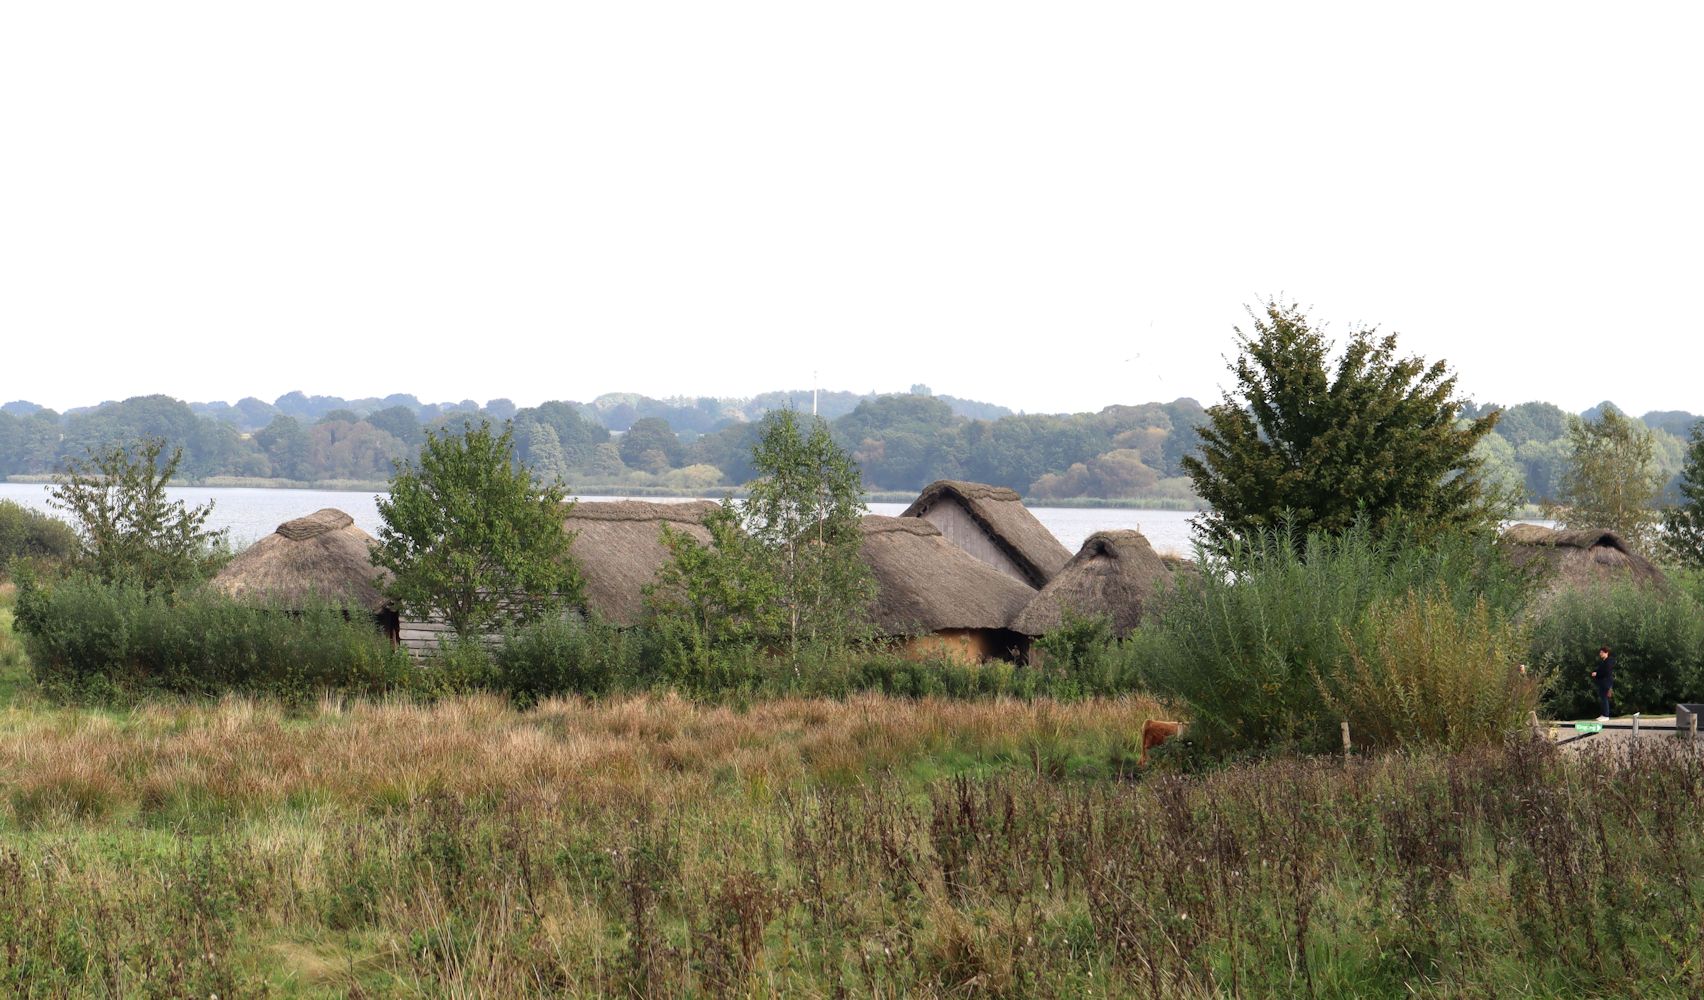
901, 480, 1071, 588
858, 514, 1036, 663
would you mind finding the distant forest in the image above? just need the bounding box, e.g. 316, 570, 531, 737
1, 388, 1698, 505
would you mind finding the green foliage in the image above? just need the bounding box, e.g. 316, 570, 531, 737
0, 501, 77, 574
1526, 582, 1704, 718
834, 394, 963, 490
494, 614, 642, 705
1183, 300, 1507, 555
647, 411, 874, 673
1134, 524, 1532, 755
304, 417, 410, 480
1031, 610, 1137, 696
253, 414, 312, 480
961, 414, 1109, 494
1548, 407, 1664, 553
11, 575, 410, 702
48, 438, 223, 593
1318, 589, 1539, 752
742, 410, 876, 658
375, 420, 583, 639
1661, 420, 1704, 567
645, 499, 784, 672
617, 417, 684, 473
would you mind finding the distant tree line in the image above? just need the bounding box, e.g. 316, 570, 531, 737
2, 386, 1698, 505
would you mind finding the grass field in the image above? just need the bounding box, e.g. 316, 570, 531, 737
5, 586, 1704, 997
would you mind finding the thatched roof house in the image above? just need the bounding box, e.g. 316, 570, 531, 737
858, 514, 1036, 662
1013, 530, 1173, 638
900, 480, 1071, 588
1499, 524, 1668, 596
210, 508, 397, 638
566, 499, 720, 626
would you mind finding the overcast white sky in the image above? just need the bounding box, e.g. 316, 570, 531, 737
3, 2, 1699, 417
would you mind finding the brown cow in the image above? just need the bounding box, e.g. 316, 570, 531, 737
1139, 719, 1184, 765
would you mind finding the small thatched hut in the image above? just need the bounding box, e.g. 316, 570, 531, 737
858, 514, 1036, 662
566, 499, 720, 626
1499, 524, 1668, 597
900, 480, 1071, 588
1013, 530, 1173, 638
209, 508, 398, 641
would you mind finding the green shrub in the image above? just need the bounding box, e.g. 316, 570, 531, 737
410, 635, 499, 699
1318, 589, 1539, 752
1029, 611, 1137, 697
1527, 582, 1704, 718
494, 614, 641, 704
1134, 524, 1531, 755
0, 501, 77, 575
12, 576, 410, 702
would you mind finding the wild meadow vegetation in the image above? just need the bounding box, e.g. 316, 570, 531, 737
5, 641, 1704, 996
9, 533, 1704, 996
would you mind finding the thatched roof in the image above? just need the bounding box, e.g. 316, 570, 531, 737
1012, 530, 1173, 638
1499, 524, 1668, 593
565, 500, 720, 626
210, 509, 389, 612
858, 515, 1037, 635
900, 480, 1072, 587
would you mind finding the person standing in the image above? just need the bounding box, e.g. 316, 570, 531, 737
1591, 645, 1616, 722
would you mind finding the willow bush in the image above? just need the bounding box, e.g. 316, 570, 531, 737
1319, 589, 1539, 752
1134, 524, 1531, 756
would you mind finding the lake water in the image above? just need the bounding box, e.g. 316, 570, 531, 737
1, 483, 1203, 556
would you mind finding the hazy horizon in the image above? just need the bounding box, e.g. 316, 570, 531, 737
4, 381, 1698, 422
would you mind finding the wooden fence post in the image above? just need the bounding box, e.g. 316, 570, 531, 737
1341, 720, 1352, 756
1690, 713, 1698, 743
1631, 714, 1640, 738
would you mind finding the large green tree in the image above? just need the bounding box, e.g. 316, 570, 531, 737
48, 438, 223, 592
1546, 408, 1664, 553
1182, 301, 1505, 555
374, 421, 582, 639
1659, 421, 1704, 566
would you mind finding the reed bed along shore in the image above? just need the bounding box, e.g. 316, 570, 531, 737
2, 692, 1703, 998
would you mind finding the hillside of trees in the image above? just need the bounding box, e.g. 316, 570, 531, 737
1, 389, 1697, 505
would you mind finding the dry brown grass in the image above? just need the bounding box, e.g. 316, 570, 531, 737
0, 692, 1164, 827
3, 688, 1703, 996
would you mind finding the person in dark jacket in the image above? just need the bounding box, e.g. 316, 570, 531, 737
1591, 646, 1616, 721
